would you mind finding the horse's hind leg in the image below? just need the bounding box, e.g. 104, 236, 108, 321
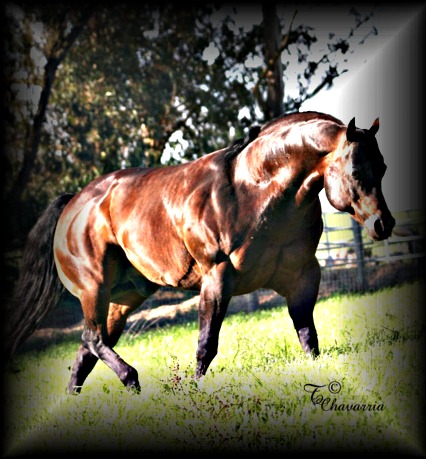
67, 293, 145, 394
67, 344, 99, 394
81, 323, 141, 391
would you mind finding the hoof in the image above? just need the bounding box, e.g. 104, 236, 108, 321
121, 367, 140, 393
66, 385, 82, 395
126, 382, 141, 394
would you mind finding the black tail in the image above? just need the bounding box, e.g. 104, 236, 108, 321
4, 193, 75, 361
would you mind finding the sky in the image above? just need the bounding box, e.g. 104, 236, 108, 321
201, 4, 425, 214
301, 4, 424, 213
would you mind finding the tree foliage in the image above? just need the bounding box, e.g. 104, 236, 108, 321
3, 2, 377, 243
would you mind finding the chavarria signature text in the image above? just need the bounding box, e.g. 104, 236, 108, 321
304, 381, 385, 412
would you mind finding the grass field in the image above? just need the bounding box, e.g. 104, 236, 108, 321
2, 281, 425, 455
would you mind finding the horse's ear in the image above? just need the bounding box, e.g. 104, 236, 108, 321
346, 117, 357, 142
369, 118, 379, 136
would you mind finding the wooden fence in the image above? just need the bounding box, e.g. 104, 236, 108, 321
316, 209, 424, 294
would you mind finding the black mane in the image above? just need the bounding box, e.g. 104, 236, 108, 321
223, 112, 343, 161
224, 125, 261, 160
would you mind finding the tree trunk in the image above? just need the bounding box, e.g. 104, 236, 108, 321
261, 3, 285, 121
5, 8, 94, 206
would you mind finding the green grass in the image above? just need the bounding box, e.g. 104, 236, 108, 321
3, 281, 425, 454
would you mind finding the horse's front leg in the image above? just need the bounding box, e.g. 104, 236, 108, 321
279, 257, 321, 357
195, 261, 235, 378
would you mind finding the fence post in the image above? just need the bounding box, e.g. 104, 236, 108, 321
323, 213, 332, 262
351, 219, 367, 291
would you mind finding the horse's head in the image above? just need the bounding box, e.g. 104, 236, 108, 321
324, 117, 395, 241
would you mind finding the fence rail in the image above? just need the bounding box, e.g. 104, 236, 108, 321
317, 211, 424, 267
316, 210, 424, 294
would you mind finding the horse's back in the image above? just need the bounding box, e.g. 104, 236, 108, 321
107, 157, 226, 288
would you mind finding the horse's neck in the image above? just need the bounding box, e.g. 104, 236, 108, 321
233, 117, 346, 211
233, 138, 327, 209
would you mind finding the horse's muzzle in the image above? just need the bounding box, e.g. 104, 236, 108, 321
365, 214, 395, 241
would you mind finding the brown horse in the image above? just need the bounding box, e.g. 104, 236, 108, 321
6, 111, 395, 393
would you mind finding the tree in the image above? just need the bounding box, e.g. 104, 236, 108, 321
258, 3, 286, 119
4, 4, 95, 204
3, 2, 377, 245
3, 3, 97, 246
255, 3, 377, 118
